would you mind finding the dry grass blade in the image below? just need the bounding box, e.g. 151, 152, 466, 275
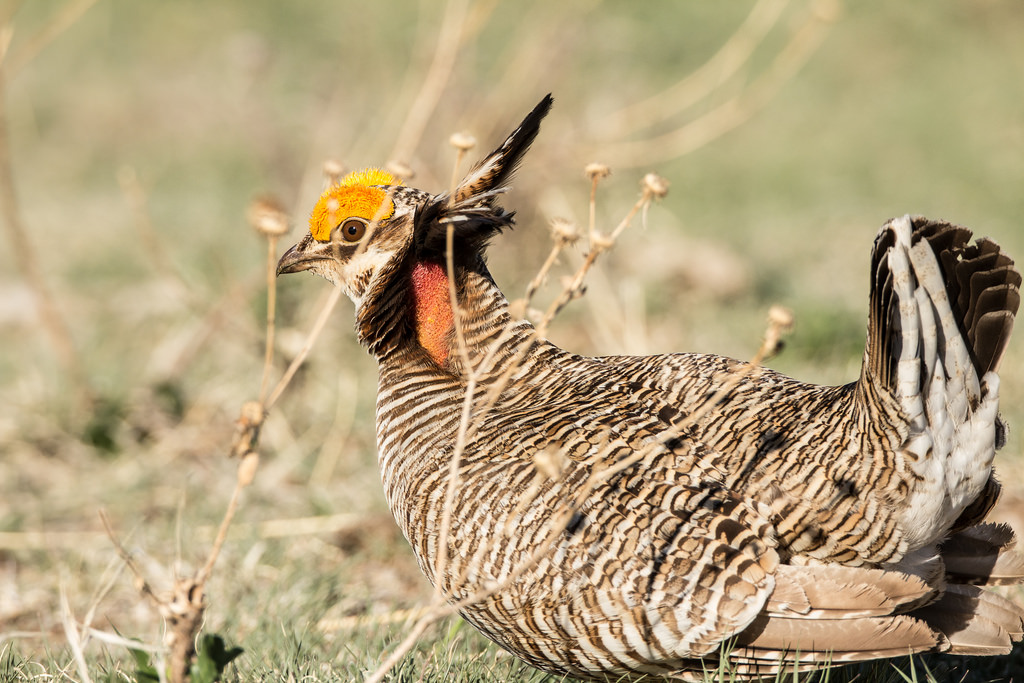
430, 223, 475, 600
0, 24, 11, 64
0, 529, 108, 550
0, 512, 396, 551
59, 582, 95, 683
247, 197, 290, 404
318, 607, 431, 633
364, 612, 439, 683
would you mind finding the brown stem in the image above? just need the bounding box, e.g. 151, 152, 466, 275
258, 235, 279, 404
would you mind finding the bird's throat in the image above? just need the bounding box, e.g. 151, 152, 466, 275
410, 261, 454, 365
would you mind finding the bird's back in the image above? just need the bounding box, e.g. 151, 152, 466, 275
372, 215, 1023, 679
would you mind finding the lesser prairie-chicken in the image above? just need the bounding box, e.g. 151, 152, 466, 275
278, 95, 1024, 679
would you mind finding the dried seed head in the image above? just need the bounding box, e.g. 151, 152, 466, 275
763, 305, 795, 357
768, 304, 795, 331
642, 172, 669, 199
585, 162, 611, 181
240, 400, 264, 424
508, 298, 528, 320
237, 450, 260, 487
386, 160, 414, 181
533, 447, 566, 480
231, 400, 265, 457
322, 159, 345, 185
449, 132, 477, 152
247, 197, 289, 237
549, 217, 581, 246
590, 231, 615, 252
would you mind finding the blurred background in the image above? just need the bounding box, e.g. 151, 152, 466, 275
2, 0, 1023, 679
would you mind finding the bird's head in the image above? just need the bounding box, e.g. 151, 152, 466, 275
276, 168, 426, 304
277, 95, 553, 360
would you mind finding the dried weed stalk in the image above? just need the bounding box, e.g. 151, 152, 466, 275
100, 405, 260, 682
95, 186, 312, 681
248, 197, 290, 404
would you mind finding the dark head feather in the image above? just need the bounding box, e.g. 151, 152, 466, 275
416, 94, 554, 256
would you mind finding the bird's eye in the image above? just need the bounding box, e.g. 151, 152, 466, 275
336, 218, 367, 243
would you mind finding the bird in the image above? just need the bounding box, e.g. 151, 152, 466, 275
277, 94, 1024, 680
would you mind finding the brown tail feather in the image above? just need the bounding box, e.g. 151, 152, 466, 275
925, 224, 1020, 375
911, 583, 1024, 655
732, 566, 942, 669
949, 475, 1003, 534
734, 613, 941, 661
942, 523, 1024, 586
764, 565, 932, 619
726, 536, 1024, 674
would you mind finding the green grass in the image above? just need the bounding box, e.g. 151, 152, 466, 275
3, 0, 1024, 681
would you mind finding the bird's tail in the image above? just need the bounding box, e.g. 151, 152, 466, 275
859, 215, 1020, 550
711, 217, 1023, 676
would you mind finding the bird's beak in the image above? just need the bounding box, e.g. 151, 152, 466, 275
276, 234, 328, 276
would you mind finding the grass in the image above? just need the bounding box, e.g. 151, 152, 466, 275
3, 0, 1024, 681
